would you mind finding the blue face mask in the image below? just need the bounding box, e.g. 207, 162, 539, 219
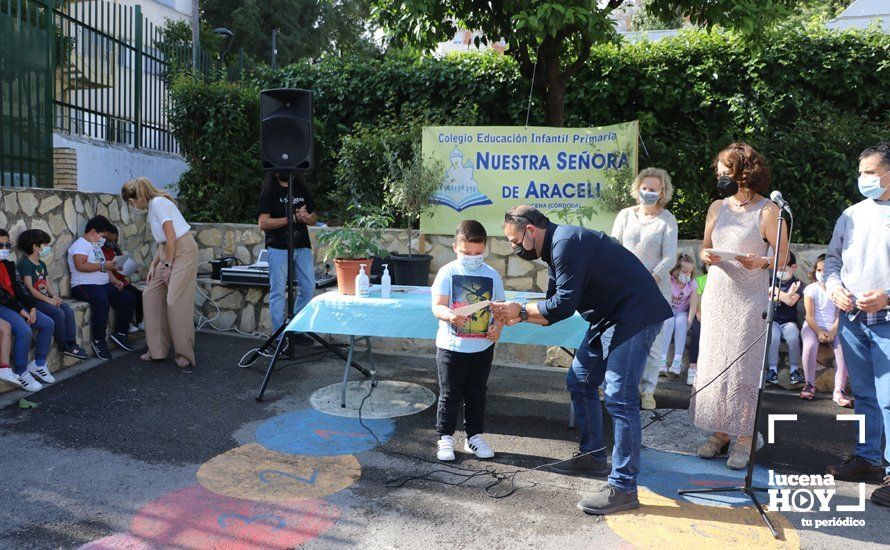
459, 253, 486, 271
639, 190, 660, 206
0, 249, 9, 261
858, 171, 889, 200
94, 236, 106, 248
38, 245, 53, 258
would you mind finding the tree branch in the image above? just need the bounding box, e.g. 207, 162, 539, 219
560, 34, 592, 84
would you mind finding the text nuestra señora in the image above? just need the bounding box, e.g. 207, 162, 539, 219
476, 150, 630, 172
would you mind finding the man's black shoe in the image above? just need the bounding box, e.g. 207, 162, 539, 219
109, 331, 134, 352
871, 476, 890, 507
547, 452, 610, 476
92, 340, 112, 360
291, 333, 315, 346
578, 485, 639, 515
826, 455, 884, 482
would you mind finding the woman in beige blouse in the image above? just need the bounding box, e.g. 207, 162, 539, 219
611, 167, 678, 410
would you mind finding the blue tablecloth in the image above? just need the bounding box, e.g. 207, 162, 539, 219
286, 287, 590, 349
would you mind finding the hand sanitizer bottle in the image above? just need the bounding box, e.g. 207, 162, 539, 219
355, 264, 370, 298
381, 264, 391, 298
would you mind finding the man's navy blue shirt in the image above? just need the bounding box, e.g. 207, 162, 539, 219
536, 222, 672, 344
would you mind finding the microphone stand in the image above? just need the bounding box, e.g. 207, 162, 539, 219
677, 206, 790, 540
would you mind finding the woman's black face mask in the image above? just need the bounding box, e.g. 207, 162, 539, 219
716, 175, 738, 197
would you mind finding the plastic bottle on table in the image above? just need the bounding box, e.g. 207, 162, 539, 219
355, 264, 370, 298
381, 264, 391, 298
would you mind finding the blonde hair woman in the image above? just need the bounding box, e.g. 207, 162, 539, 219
610, 167, 678, 410
121, 177, 198, 368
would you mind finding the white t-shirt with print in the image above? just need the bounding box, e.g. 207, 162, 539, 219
804, 283, 838, 329
431, 259, 506, 354
148, 196, 191, 243
68, 237, 109, 287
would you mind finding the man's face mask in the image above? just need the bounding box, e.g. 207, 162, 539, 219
512, 228, 539, 261
858, 171, 889, 200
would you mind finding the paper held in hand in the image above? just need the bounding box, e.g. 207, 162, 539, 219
450, 300, 492, 317
705, 248, 749, 258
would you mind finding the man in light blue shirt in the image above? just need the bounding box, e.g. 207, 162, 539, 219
823, 142, 890, 508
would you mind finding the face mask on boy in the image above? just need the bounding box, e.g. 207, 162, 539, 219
459, 254, 486, 271
38, 245, 53, 258
0, 249, 9, 261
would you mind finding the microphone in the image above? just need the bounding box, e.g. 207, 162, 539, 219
770, 190, 792, 214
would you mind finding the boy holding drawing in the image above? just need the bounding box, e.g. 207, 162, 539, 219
431, 220, 505, 461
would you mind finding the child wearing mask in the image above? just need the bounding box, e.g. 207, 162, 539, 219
659, 253, 697, 378
801, 254, 851, 406
431, 220, 505, 461
0, 229, 55, 391
765, 251, 804, 388
16, 229, 88, 359
102, 225, 144, 332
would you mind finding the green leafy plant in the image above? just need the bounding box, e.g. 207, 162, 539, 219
382, 141, 446, 256
552, 204, 597, 228
317, 206, 393, 260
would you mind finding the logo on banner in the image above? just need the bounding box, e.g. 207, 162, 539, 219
431, 146, 492, 212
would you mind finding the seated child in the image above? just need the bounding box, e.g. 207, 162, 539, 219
16, 229, 88, 359
67, 216, 136, 360
765, 251, 804, 388
0, 229, 55, 391
430, 220, 505, 461
801, 254, 850, 406
659, 253, 697, 378
103, 225, 143, 331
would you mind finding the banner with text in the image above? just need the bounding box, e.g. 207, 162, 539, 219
420, 122, 639, 235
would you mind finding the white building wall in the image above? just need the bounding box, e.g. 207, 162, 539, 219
54, 132, 187, 195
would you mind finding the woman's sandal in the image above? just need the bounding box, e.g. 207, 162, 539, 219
140, 352, 152, 362
697, 434, 730, 458
175, 355, 194, 368
727, 439, 752, 470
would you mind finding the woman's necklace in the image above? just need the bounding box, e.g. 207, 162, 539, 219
731, 190, 753, 207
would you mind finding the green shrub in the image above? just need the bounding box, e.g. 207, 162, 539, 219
170, 25, 888, 242
168, 73, 262, 223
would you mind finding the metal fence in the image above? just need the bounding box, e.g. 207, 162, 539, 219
2, 0, 222, 188
0, 0, 54, 188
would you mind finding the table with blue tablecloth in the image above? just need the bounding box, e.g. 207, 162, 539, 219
285, 286, 590, 410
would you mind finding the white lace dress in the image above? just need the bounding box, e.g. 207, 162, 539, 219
689, 198, 770, 437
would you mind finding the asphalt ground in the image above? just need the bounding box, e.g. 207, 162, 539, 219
0, 332, 887, 549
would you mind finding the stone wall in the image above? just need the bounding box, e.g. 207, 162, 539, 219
1, 187, 153, 296
192, 221, 830, 294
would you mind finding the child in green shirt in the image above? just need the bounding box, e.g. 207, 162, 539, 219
16, 229, 88, 359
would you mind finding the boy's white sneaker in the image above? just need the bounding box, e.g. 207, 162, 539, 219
27, 361, 55, 384
465, 434, 495, 459
0, 367, 21, 387
437, 435, 456, 461
16, 371, 42, 392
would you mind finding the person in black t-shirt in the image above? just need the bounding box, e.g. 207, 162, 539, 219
257, 171, 317, 345
766, 251, 804, 387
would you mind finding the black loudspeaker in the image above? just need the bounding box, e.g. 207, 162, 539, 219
260, 88, 313, 171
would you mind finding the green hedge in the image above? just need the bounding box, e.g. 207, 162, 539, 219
168, 74, 263, 223
172, 24, 889, 241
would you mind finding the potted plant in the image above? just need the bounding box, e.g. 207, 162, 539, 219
382, 141, 445, 286
317, 206, 391, 295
